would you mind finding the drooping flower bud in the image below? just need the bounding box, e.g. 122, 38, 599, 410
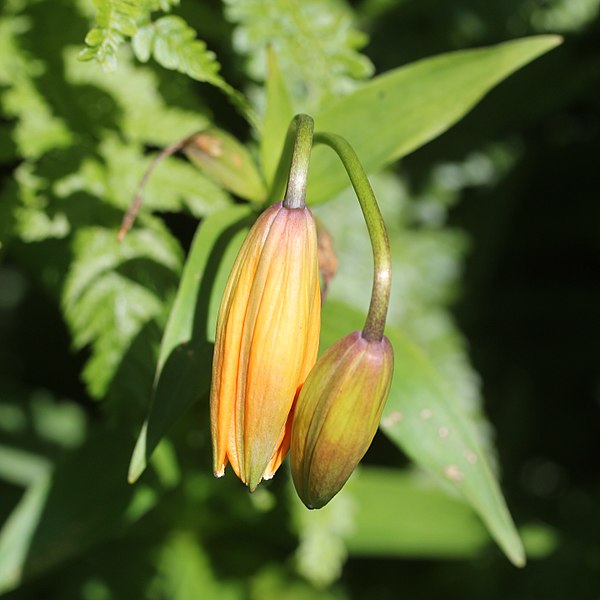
210, 201, 321, 491
291, 331, 393, 508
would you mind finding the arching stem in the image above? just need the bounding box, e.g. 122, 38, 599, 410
313, 132, 392, 342
270, 114, 314, 209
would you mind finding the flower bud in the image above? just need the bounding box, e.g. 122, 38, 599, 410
210, 201, 321, 491
291, 331, 393, 508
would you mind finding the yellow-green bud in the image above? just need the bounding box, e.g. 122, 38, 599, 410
291, 331, 393, 508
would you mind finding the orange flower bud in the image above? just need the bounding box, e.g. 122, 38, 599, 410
210, 201, 321, 491
291, 331, 393, 508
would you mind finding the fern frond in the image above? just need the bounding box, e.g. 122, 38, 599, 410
78, 0, 178, 71
224, 0, 374, 112
132, 16, 256, 126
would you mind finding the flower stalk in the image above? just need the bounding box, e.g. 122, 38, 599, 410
269, 114, 314, 209
313, 132, 391, 342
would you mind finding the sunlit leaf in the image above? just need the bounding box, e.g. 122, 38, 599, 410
308, 36, 562, 203
184, 129, 266, 203
65, 47, 210, 146
320, 300, 525, 566
344, 467, 488, 557
313, 174, 496, 463
260, 48, 294, 187
78, 0, 179, 71
224, 0, 373, 113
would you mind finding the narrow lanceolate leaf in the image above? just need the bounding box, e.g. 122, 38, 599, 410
0, 424, 169, 594
320, 300, 525, 566
260, 48, 294, 187
380, 327, 525, 566
129, 206, 254, 482
308, 35, 562, 203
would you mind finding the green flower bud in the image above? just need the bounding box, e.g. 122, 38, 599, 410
291, 331, 394, 509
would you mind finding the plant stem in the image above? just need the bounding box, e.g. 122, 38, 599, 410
313, 132, 392, 342
117, 132, 198, 242
271, 114, 314, 209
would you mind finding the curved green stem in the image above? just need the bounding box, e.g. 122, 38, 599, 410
270, 114, 314, 209
313, 132, 392, 342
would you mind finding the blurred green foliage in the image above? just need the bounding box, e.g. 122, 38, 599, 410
0, 0, 598, 598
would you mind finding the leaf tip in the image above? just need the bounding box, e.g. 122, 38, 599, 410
127, 422, 148, 484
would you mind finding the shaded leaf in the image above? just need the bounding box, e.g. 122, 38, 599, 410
62, 221, 182, 398
0, 423, 169, 594
0, 476, 51, 595
129, 206, 254, 482
154, 532, 242, 600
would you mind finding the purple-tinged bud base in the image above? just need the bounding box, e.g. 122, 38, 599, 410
291, 331, 393, 509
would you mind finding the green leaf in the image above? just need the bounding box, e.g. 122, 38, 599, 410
224, 0, 374, 113
0, 16, 71, 160
141, 15, 256, 125
308, 35, 562, 203
0, 476, 51, 595
320, 300, 525, 566
382, 327, 525, 565
183, 129, 267, 203
260, 48, 294, 187
78, 0, 178, 71
0, 423, 169, 594
313, 173, 496, 463
154, 533, 242, 600
65, 47, 210, 146
55, 134, 232, 218
128, 206, 254, 482
344, 467, 488, 557
63, 221, 182, 399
